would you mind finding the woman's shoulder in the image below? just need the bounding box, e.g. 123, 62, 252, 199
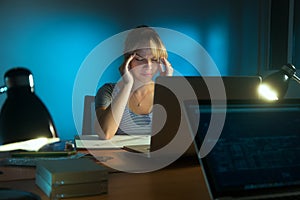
96, 83, 116, 96
98, 83, 116, 92
101, 83, 116, 89
95, 83, 116, 108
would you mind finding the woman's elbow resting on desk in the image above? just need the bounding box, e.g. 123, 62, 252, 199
94, 120, 117, 140
95, 108, 119, 139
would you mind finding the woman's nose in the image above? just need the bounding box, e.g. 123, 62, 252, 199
143, 60, 152, 69
147, 60, 152, 67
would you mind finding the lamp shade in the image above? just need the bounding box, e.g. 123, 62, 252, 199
0, 67, 57, 145
260, 64, 296, 100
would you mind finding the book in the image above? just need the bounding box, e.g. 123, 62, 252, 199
36, 158, 108, 185
75, 135, 150, 149
35, 158, 108, 198
36, 173, 107, 199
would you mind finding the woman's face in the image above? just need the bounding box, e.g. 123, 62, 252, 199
130, 49, 160, 83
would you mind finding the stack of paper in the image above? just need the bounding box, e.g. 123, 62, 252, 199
75, 135, 150, 149
0, 137, 60, 152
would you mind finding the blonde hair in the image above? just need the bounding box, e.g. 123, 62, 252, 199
119, 26, 168, 75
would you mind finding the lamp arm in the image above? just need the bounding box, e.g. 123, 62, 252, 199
292, 75, 300, 85
0, 86, 7, 94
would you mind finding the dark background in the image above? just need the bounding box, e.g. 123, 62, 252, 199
0, 0, 299, 139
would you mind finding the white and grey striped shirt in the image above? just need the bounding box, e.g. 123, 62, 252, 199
95, 83, 152, 135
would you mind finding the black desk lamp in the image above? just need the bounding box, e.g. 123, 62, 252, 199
0, 67, 57, 146
259, 63, 300, 100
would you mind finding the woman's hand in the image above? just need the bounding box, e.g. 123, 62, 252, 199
159, 57, 173, 76
122, 53, 136, 84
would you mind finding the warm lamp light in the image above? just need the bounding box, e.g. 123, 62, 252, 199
0, 67, 58, 146
259, 63, 300, 100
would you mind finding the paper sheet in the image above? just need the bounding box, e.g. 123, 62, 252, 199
75, 135, 150, 149
0, 137, 60, 152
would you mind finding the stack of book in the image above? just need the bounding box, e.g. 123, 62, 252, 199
35, 158, 108, 199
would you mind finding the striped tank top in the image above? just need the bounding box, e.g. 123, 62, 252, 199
95, 83, 152, 135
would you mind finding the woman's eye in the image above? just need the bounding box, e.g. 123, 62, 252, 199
135, 57, 144, 61
134, 57, 160, 63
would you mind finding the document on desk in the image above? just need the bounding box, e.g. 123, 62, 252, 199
75, 135, 150, 149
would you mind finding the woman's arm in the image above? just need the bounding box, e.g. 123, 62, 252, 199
96, 83, 132, 139
95, 54, 135, 139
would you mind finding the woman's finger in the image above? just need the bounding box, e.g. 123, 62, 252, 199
161, 57, 173, 76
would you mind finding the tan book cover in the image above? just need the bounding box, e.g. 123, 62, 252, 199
35, 158, 108, 185
36, 173, 107, 199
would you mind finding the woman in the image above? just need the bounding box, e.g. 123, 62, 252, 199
95, 26, 173, 139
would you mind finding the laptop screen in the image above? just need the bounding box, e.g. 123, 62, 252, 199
150, 76, 261, 153
184, 99, 300, 199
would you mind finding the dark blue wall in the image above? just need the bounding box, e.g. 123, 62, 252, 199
0, 0, 264, 139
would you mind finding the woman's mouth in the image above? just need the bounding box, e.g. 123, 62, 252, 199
141, 72, 152, 76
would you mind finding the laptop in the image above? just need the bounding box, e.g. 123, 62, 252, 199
125, 76, 262, 156
149, 76, 262, 154
183, 99, 300, 200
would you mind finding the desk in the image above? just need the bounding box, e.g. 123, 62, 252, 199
0, 150, 211, 200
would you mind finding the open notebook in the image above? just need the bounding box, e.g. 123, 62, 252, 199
75, 135, 150, 149
184, 99, 300, 200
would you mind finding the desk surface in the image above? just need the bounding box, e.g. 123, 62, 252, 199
0, 150, 211, 200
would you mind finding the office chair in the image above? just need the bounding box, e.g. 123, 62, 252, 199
82, 95, 97, 135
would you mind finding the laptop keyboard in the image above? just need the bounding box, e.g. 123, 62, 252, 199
212, 135, 300, 172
